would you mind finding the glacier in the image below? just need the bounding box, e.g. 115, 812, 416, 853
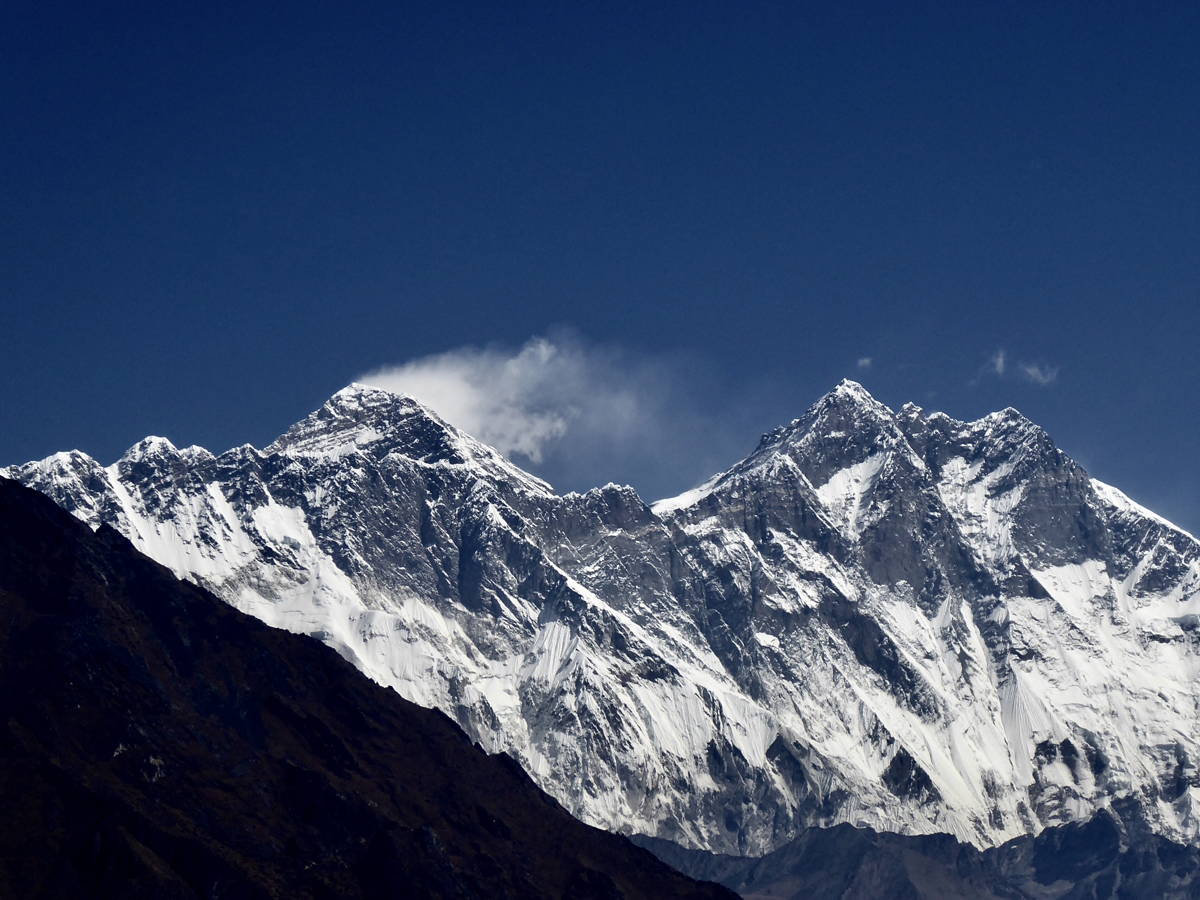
5, 379, 1197, 856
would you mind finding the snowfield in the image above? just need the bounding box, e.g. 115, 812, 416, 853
6, 380, 1198, 855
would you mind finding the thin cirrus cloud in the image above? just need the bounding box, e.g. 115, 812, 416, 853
973, 348, 1058, 387
356, 332, 747, 498
1019, 362, 1060, 385
856, 357, 873, 370
989, 348, 1007, 376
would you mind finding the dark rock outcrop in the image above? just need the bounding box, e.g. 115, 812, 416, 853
0, 477, 733, 900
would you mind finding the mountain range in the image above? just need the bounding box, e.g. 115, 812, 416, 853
0, 475, 732, 899
7, 380, 1197, 860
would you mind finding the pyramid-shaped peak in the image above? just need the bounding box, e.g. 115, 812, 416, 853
118, 435, 179, 464
268, 383, 450, 457
747, 380, 894, 455
818, 379, 894, 415
985, 406, 1033, 424
972, 405, 1054, 452
328, 381, 423, 410
324, 382, 467, 432
801, 379, 897, 424
831, 378, 876, 400
265, 385, 555, 495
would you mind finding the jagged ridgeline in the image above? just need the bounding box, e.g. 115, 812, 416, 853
7, 380, 1198, 856
0, 477, 733, 899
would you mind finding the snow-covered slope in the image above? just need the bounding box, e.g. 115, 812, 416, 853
7, 380, 1198, 856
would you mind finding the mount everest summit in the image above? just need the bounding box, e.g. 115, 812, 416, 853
7, 380, 1198, 858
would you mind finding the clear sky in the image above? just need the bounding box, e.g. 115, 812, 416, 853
3, 2, 1198, 531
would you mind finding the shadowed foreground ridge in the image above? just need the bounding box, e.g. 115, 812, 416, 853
0, 478, 734, 900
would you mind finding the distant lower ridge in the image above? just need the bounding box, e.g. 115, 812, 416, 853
0, 477, 733, 900
633, 811, 1200, 900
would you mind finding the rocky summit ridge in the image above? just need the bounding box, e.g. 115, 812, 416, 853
6, 380, 1198, 856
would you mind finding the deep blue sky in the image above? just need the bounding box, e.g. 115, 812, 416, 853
3, 2, 1198, 530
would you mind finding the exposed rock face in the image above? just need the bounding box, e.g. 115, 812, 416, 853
0, 477, 733, 899
7, 380, 1198, 856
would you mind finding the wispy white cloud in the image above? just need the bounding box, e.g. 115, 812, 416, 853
357, 332, 741, 495
1019, 362, 1059, 386
856, 356, 873, 370
359, 337, 574, 462
989, 348, 1007, 376
972, 347, 1058, 388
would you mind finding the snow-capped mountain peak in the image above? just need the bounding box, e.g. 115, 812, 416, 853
755, 379, 896, 453
119, 434, 178, 461
267, 382, 555, 496
5, 382, 1198, 858
267, 382, 454, 459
